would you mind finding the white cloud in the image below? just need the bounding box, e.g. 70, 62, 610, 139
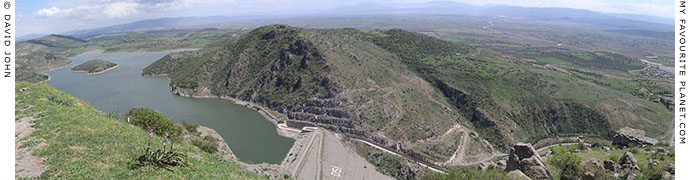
32, 0, 237, 19
101, 1, 141, 18
34, 7, 74, 17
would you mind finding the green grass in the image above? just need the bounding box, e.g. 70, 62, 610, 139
536, 57, 572, 65
544, 144, 674, 176
71, 59, 118, 74
15, 82, 265, 179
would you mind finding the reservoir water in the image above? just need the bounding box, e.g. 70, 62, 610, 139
46, 49, 294, 164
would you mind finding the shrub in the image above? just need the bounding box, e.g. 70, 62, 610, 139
549, 146, 582, 180
107, 111, 122, 119
132, 149, 188, 170
126, 108, 187, 170
192, 136, 219, 154
181, 121, 200, 134
608, 154, 620, 162
48, 95, 72, 106
591, 142, 601, 149
577, 142, 587, 151
638, 163, 667, 180
126, 108, 175, 137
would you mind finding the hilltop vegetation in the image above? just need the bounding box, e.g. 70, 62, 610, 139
144, 25, 671, 172
15, 82, 265, 179
71, 59, 118, 74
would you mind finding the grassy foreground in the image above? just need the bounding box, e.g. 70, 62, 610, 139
15, 82, 265, 179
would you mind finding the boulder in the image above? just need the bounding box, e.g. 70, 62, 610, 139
662, 171, 672, 179
618, 151, 640, 171
667, 163, 675, 174
584, 159, 604, 170
477, 162, 496, 171
657, 147, 668, 155
506, 170, 532, 180
613, 127, 658, 146
497, 159, 507, 166
506, 143, 551, 180
647, 159, 659, 166
624, 172, 637, 180
604, 160, 618, 171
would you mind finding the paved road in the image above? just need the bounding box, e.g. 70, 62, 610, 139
294, 129, 393, 180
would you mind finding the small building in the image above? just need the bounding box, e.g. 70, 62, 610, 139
286, 120, 318, 132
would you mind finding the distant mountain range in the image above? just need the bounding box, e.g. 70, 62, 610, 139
325, 1, 673, 31
65, 16, 238, 38
62, 1, 672, 38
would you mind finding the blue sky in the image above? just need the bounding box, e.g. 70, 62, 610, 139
18, 0, 674, 36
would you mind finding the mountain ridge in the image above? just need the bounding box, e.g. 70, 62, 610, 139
143, 25, 672, 169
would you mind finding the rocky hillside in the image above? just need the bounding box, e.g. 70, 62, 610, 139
143, 25, 672, 165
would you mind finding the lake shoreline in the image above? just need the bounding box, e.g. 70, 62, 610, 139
173, 91, 318, 178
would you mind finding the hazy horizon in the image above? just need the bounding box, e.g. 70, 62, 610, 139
19, 0, 674, 37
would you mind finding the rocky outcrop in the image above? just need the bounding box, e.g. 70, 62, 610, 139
507, 170, 532, 180
604, 160, 618, 171
613, 127, 658, 147
196, 126, 236, 160
615, 151, 639, 180
584, 159, 604, 170
618, 151, 639, 171
506, 143, 552, 180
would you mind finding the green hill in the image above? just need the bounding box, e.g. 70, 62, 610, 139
17, 35, 89, 82
15, 82, 265, 179
143, 25, 671, 164
71, 59, 118, 74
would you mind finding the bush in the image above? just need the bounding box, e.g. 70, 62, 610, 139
126, 108, 187, 170
549, 146, 582, 180
107, 111, 122, 119
608, 154, 620, 162
132, 149, 188, 170
577, 142, 587, 151
638, 163, 668, 180
181, 121, 200, 134
424, 166, 509, 180
631, 148, 640, 154
591, 142, 601, 149
48, 95, 73, 106
126, 108, 175, 137
192, 136, 219, 154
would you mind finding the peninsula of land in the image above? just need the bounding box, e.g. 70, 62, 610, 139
70, 59, 119, 75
